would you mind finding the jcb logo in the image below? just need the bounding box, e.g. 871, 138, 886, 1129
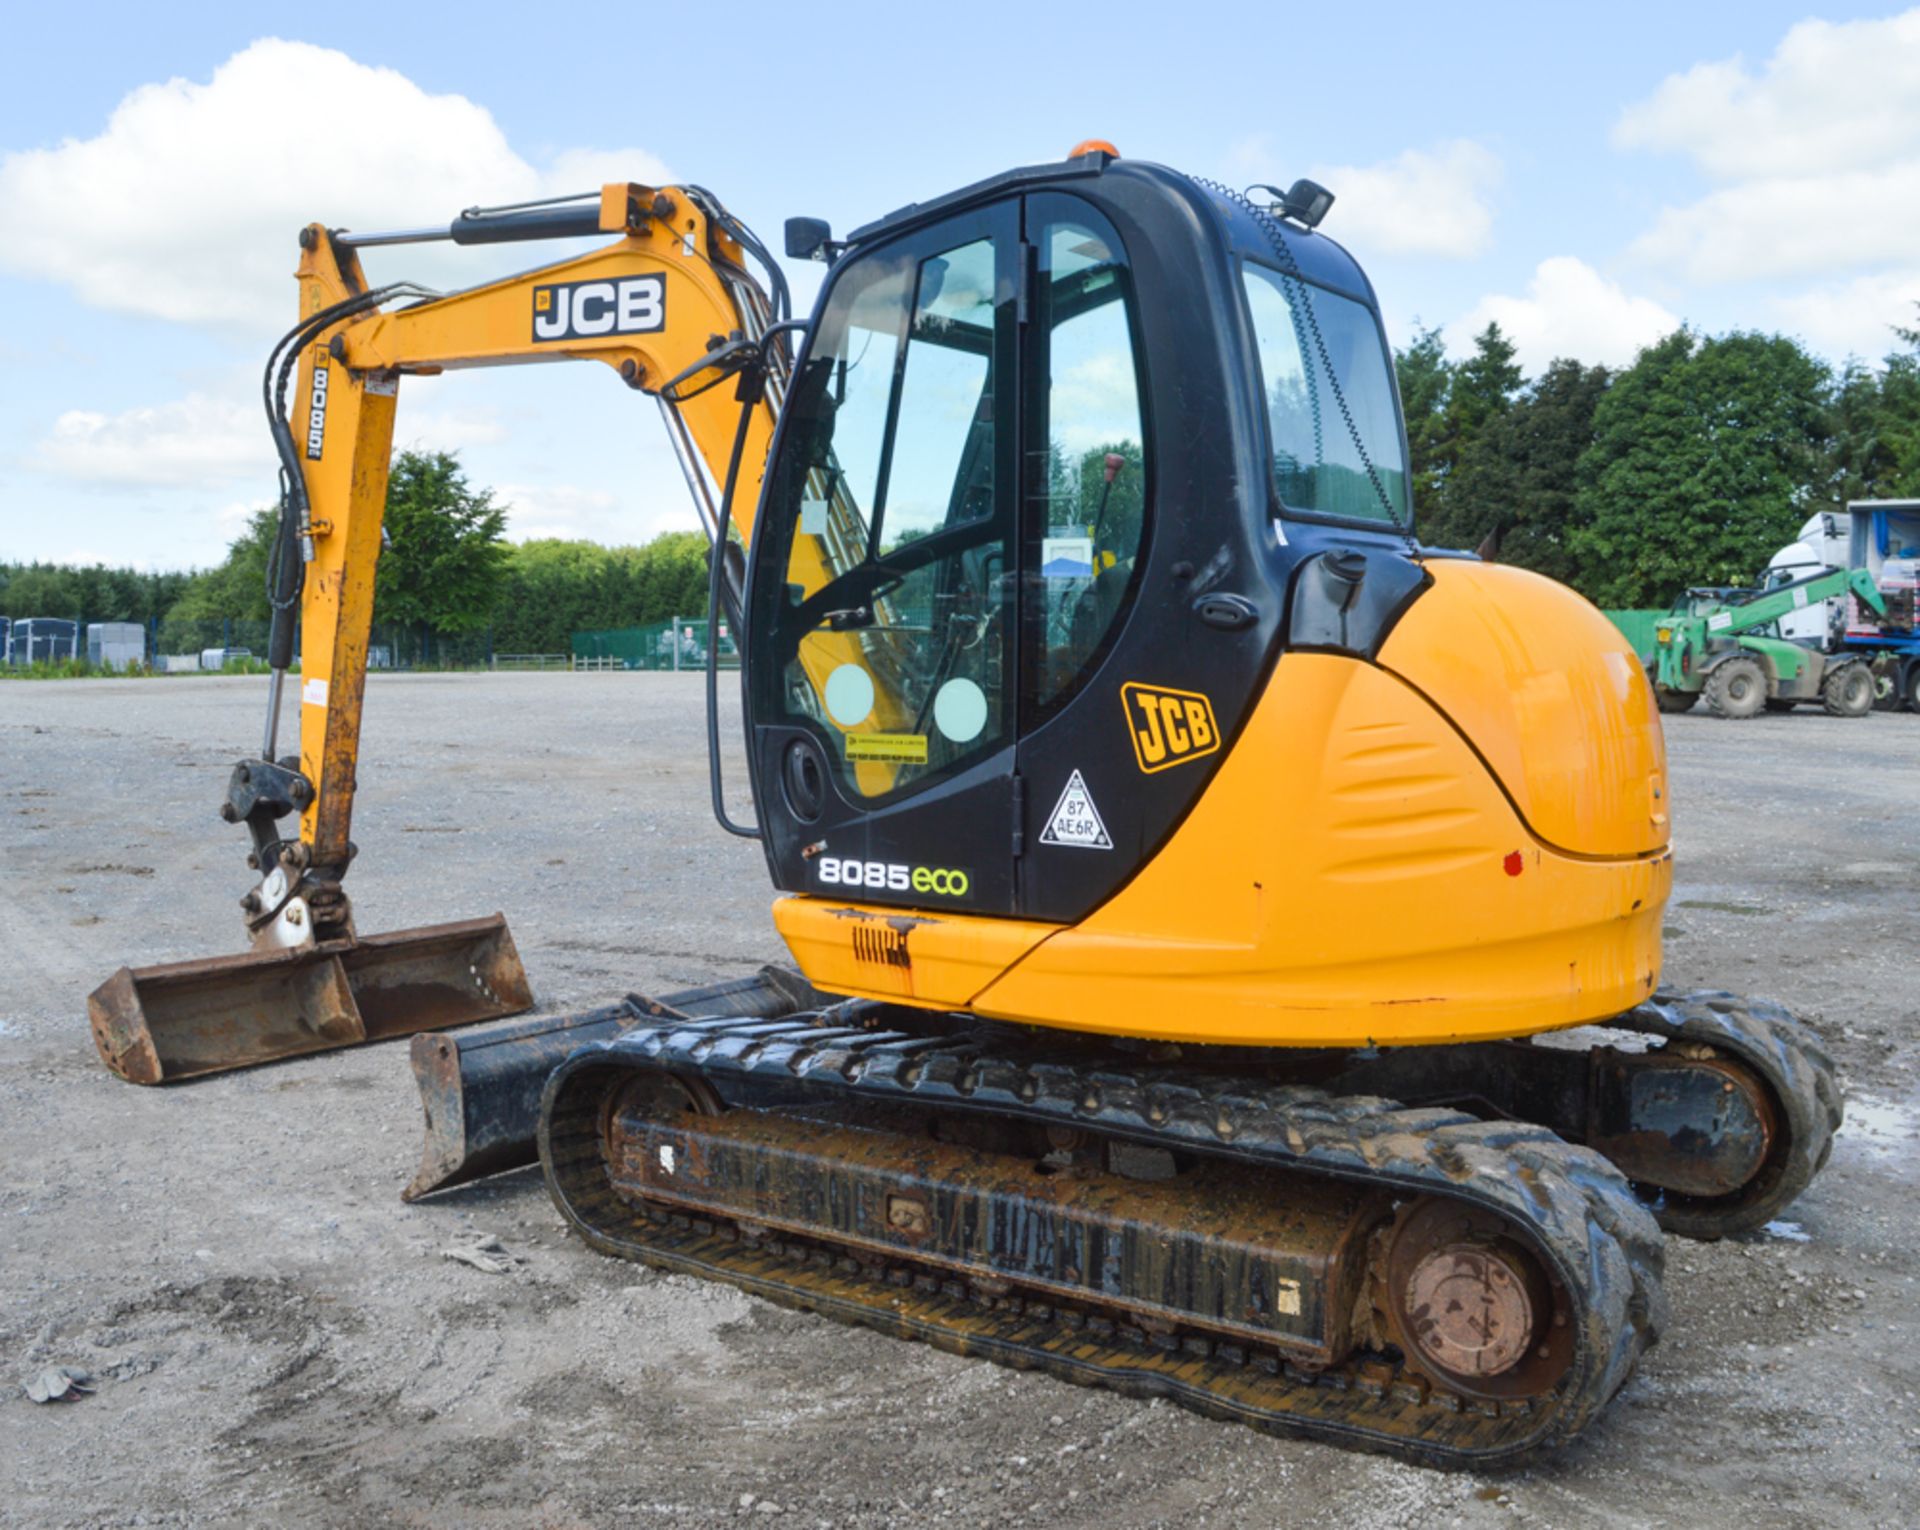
531, 276, 665, 343
1122, 682, 1220, 773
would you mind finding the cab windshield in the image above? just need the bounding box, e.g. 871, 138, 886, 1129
1241, 263, 1409, 526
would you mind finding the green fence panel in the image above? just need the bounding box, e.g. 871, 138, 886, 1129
573, 618, 738, 670
1603, 609, 1666, 661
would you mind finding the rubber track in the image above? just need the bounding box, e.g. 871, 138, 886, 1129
1619, 988, 1844, 1239
540, 1016, 1667, 1466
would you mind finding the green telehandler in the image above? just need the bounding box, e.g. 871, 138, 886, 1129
1652, 566, 1888, 718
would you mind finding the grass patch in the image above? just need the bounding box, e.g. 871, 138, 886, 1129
1, 658, 154, 680
0, 658, 275, 679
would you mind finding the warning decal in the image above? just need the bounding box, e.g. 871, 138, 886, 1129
845, 732, 928, 763
1039, 769, 1112, 850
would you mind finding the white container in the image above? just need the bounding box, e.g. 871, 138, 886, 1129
87, 622, 145, 671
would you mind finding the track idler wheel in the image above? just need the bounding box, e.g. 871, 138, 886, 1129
1381, 1201, 1573, 1402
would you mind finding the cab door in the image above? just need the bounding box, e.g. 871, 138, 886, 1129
1013, 194, 1154, 918
748, 201, 1022, 914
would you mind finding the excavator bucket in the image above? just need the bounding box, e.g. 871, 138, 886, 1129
87, 914, 532, 1085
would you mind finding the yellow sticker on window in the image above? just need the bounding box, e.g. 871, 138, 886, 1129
845, 732, 929, 763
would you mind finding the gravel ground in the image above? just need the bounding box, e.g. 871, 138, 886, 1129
2, 673, 1916, 1529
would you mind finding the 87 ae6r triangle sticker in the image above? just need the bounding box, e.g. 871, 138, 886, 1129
1039, 770, 1112, 850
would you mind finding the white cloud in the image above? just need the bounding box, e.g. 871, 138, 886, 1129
1456, 258, 1679, 371
1770, 270, 1920, 359
392, 408, 508, 454
0, 39, 671, 332
496, 481, 682, 546
1228, 136, 1501, 259
1614, 11, 1920, 181
1626, 162, 1920, 285
33, 392, 269, 486
32, 382, 508, 494
1614, 10, 1920, 344
1308, 142, 1502, 260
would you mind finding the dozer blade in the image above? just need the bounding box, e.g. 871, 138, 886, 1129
88, 913, 532, 1084
403, 966, 826, 1201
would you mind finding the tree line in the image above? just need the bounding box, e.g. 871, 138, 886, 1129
1400, 312, 1920, 607
0, 450, 712, 655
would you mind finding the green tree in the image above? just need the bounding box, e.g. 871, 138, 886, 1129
488, 532, 711, 653
1571, 330, 1830, 606
1393, 324, 1454, 521
0, 560, 193, 622
1445, 358, 1611, 583
1825, 360, 1898, 505
1844, 307, 1920, 498
374, 450, 510, 637
1421, 323, 1525, 549
0, 564, 79, 619
166, 511, 279, 623
1448, 322, 1525, 438
1873, 355, 1920, 496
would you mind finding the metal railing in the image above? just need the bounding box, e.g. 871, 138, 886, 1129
490, 653, 572, 671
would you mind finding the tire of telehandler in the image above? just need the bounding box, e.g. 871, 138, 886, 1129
1704, 655, 1767, 719
1821, 659, 1874, 717
1646, 663, 1699, 713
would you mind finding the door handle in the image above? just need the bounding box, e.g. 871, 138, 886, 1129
1193, 592, 1259, 630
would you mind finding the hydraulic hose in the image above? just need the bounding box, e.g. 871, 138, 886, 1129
257, 278, 434, 761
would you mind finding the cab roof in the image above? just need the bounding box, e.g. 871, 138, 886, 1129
846, 153, 1378, 307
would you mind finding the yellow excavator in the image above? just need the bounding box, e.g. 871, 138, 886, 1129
89, 146, 1840, 1465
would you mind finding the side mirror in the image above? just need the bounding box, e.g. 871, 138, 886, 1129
784, 216, 833, 262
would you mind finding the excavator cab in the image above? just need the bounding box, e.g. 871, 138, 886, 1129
748, 159, 1412, 915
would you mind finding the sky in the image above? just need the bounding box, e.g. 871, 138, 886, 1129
2, 1, 1918, 572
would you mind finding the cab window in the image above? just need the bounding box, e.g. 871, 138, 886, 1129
1025, 201, 1148, 719
1242, 263, 1409, 525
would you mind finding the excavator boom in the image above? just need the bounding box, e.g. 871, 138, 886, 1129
90, 181, 788, 1082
